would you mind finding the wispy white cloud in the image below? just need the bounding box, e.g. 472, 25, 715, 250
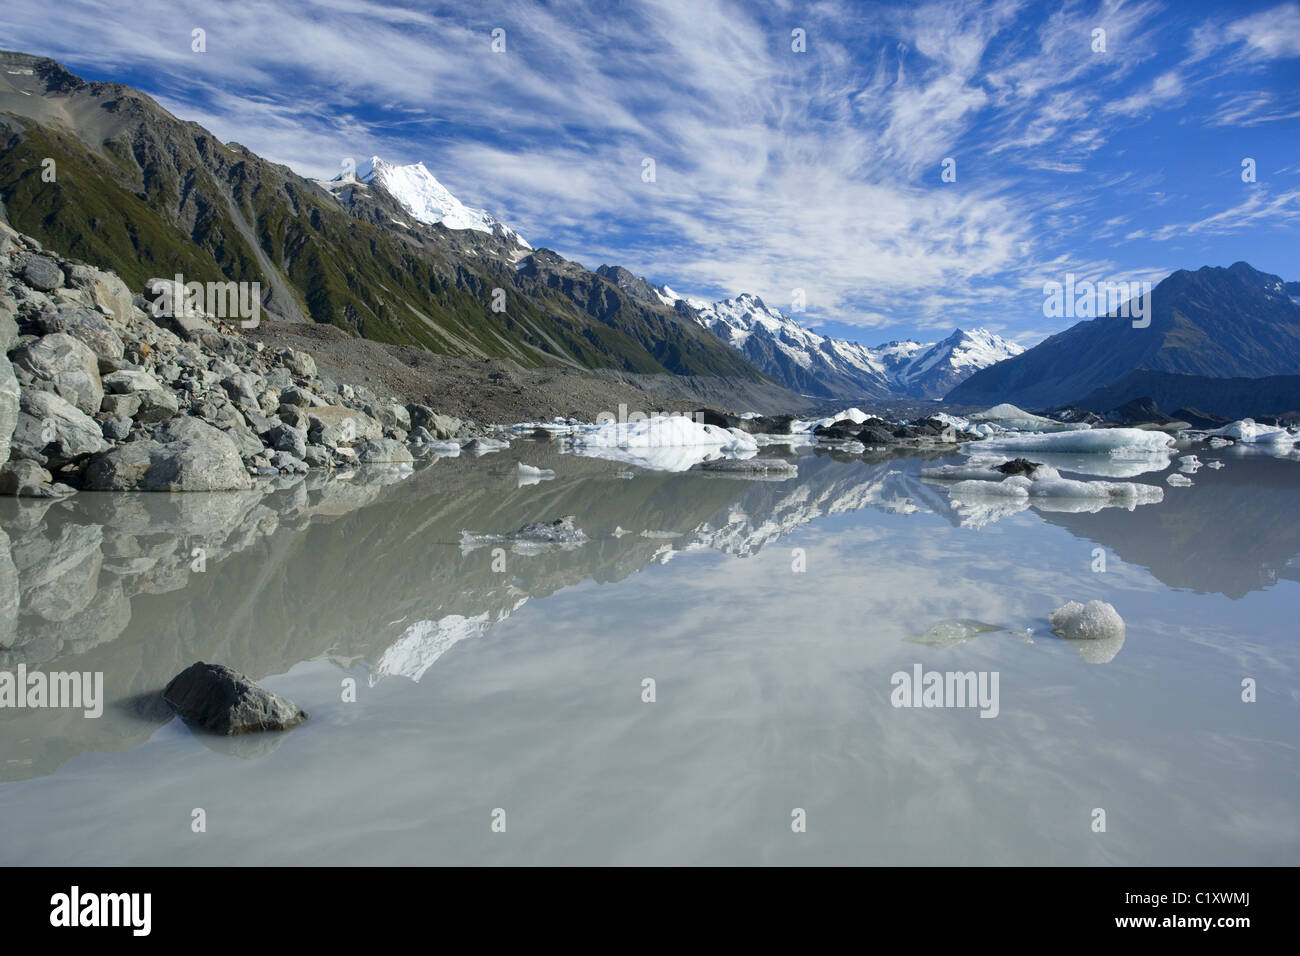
0, 0, 1295, 338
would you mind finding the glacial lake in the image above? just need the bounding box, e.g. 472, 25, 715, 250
1, 442, 1298, 865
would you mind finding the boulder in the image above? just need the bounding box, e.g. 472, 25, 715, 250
307, 406, 381, 448
0, 356, 19, 462
264, 423, 308, 458
162, 662, 307, 735
30, 305, 125, 362
0, 459, 56, 496
281, 349, 317, 379
0, 297, 19, 352
18, 253, 63, 292
133, 388, 181, 423
102, 369, 164, 394
99, 393, 142, 419
367, 402, 411, 433
83, 417, 253, 491
11, 389, 109, 467
10, 333, 104, 414
407, 405, 462, 438
353, 438, 414, 463
66, 264, 134, 323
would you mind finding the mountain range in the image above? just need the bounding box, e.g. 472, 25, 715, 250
0, 51, 766, 388
681, 292, 1023, 399
950, 262, 1300, 411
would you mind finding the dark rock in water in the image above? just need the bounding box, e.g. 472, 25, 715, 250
1172, 406, 1229, 429
814, 423, 861, 441
856, 425, 896, 445
891, 424, 920, 439
995, 458, 1042, 477
693, 408, 733, 428
734, 413, 794, 435
163, 662, 307, 735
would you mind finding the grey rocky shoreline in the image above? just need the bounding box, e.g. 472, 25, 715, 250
0, 220, 482, 497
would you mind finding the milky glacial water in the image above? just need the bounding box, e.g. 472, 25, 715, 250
1, 444, 1297, 865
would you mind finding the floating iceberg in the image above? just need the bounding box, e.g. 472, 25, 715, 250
978, 427, 1174, 456
1207, 419, 1298, 445
1166, 473, 1194, 487
568, 416, 758, 471
943, 464, 1163, 523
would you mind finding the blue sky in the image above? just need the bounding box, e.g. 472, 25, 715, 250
2, 0, 1298, 346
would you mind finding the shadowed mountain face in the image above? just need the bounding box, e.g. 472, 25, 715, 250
0, 51, 769, 383
948, 262, 1300, 410
3, 445, 1297, 782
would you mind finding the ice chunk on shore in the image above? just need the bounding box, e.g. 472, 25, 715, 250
979, 427, 1174, 456
1050, 600, 1125, 642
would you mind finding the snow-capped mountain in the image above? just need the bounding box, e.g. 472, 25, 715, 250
678, 291, 1022, 400
334, 156, 530, 248
894, 328, 1026, 398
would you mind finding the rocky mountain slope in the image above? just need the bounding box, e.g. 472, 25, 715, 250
949, 262, 1300, 409
0, 50, 771, 386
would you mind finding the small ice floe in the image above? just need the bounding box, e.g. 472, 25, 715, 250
692, 457, 798, 480
517, 462, 555, 486
1178, 454, 1201, 473
1205, 460, 1224, 469
907, 619, 1004, 648
461, 437, 509, 456
612, 526, 630, 537
1049, 600, 1126, 663
1166, 473, 1194, 487
429, 440, 461, 457
640, 529, 682, 539
459, 516, 588, 555
1207, 436, 1232, 448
